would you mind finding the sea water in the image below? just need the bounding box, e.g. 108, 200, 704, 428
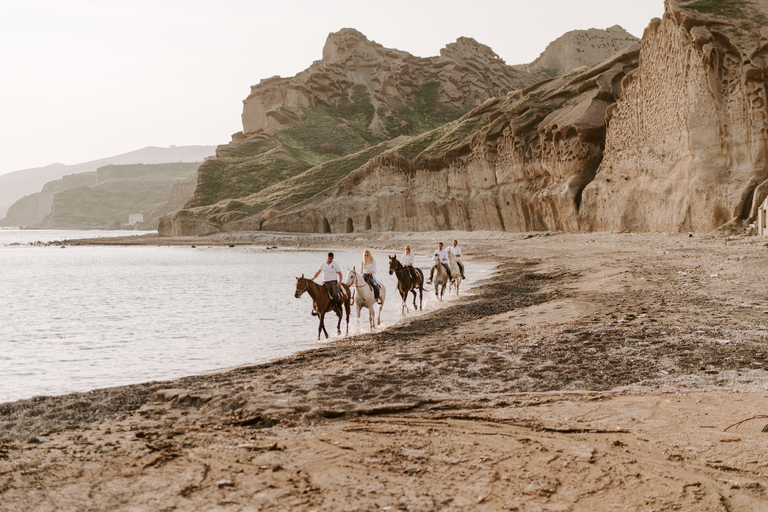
0, 229, 491, 404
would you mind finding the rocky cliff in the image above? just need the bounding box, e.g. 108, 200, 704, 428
580, 0, 768, 232
161, 26, 643, 236
261, 45, 640, 233
262, 0, 768, 235
239, 28, 537, 138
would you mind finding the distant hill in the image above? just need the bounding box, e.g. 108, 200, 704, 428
0, 145, 215, 221
523, 25, 639, 77
2, 163, 202, 229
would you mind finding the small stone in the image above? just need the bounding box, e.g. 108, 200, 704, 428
217, 479, 234, 488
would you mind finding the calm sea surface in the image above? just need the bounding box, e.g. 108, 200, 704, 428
0, 229, 492, 404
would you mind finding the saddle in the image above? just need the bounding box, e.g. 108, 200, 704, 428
323, 282, 343, 303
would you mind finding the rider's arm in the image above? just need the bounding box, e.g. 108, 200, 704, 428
336, 271, 342, 282
312, 269, 322, 280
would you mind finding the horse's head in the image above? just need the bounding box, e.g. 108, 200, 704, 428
388, 255, 400, 275
432, 253, 440, 265
344, 267, 357, 287
295, 274, 308, 298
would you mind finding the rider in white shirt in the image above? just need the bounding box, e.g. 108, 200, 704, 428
452, 239, 466, 279
312, 252, 342, 307
427, 242, 452, 284
361, 249, 382, 303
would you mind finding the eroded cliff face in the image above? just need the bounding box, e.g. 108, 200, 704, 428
262, 47, 640, 234
239, 28, 537, 138
580, 0, 768, 232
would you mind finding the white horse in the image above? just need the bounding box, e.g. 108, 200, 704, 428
447, 248, 462, 295
345, 267, 386, 330
431, 254, 450, 301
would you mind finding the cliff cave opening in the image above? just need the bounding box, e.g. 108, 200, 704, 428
365, 215, 372, 231
323, 218, 331, 233
346, 218, 354, 233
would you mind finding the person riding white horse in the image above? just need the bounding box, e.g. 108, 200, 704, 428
345, 266, 386, 329
360, 249, 382, 304
427, 242, 452, 285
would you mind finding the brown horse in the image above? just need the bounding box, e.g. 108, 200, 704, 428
294, 275, 351, 340
388, 255, 424, 312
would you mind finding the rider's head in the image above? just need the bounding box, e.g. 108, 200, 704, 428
405, 245, 411, 253
327, 252, 334, 263
438, 242, 443, 248
453, 240, 458, 246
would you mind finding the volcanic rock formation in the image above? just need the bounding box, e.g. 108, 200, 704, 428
238, 28, 537, 139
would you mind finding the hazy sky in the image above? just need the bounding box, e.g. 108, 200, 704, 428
0, 0, 665, 177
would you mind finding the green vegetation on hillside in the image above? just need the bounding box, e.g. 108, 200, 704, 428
45, 162, 200, 228
191, 141, 397, 225
681, 0, 747, 18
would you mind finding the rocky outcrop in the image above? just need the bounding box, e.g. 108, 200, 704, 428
239, 28, 537, 138
580, 0, 768, 232
525, 26, 639, 76
262, 46, 640, 233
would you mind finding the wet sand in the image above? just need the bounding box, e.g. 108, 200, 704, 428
3, 230, 768, 511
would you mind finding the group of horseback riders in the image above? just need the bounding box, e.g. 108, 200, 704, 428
310, 240, 466, 308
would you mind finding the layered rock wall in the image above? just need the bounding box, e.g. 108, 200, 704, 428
580, 1, 768, 232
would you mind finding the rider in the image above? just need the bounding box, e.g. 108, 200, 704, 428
401, 245, 418, 282
312, 252, 342, 309
427, 242, 452, 284
361, 249, 382, 304
452, 239, 466, 279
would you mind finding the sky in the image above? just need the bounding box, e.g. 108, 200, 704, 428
0, 0, 665, 177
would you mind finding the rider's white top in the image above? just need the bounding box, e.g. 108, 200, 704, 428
401, 253, 414, 266
452, 245, 462, 257
319, 260, 341, 282
434, 248, 449, 264
362, 260, 377, 276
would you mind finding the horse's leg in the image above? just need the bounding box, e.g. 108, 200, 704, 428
317, 311, 324, 340
344, 300, 350, 334
336, 307, 342, 335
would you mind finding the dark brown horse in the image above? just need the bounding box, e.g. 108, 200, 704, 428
294, 275, 351, 340
388, 255, 424, 312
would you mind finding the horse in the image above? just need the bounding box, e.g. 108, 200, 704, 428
344, 267, 385, 330
447, 248, 462, 296
294, 275, 350, 340
431, 253, 450, 301
388, 255, 424, 313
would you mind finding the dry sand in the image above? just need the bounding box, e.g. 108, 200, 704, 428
3, 230, 768, 511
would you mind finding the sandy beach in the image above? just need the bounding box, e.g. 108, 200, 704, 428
3, 230, 768, 511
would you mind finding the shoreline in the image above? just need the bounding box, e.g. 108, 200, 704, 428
4, 230, 768, 510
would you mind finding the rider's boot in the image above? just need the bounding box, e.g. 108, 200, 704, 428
427, 268, 434, 285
